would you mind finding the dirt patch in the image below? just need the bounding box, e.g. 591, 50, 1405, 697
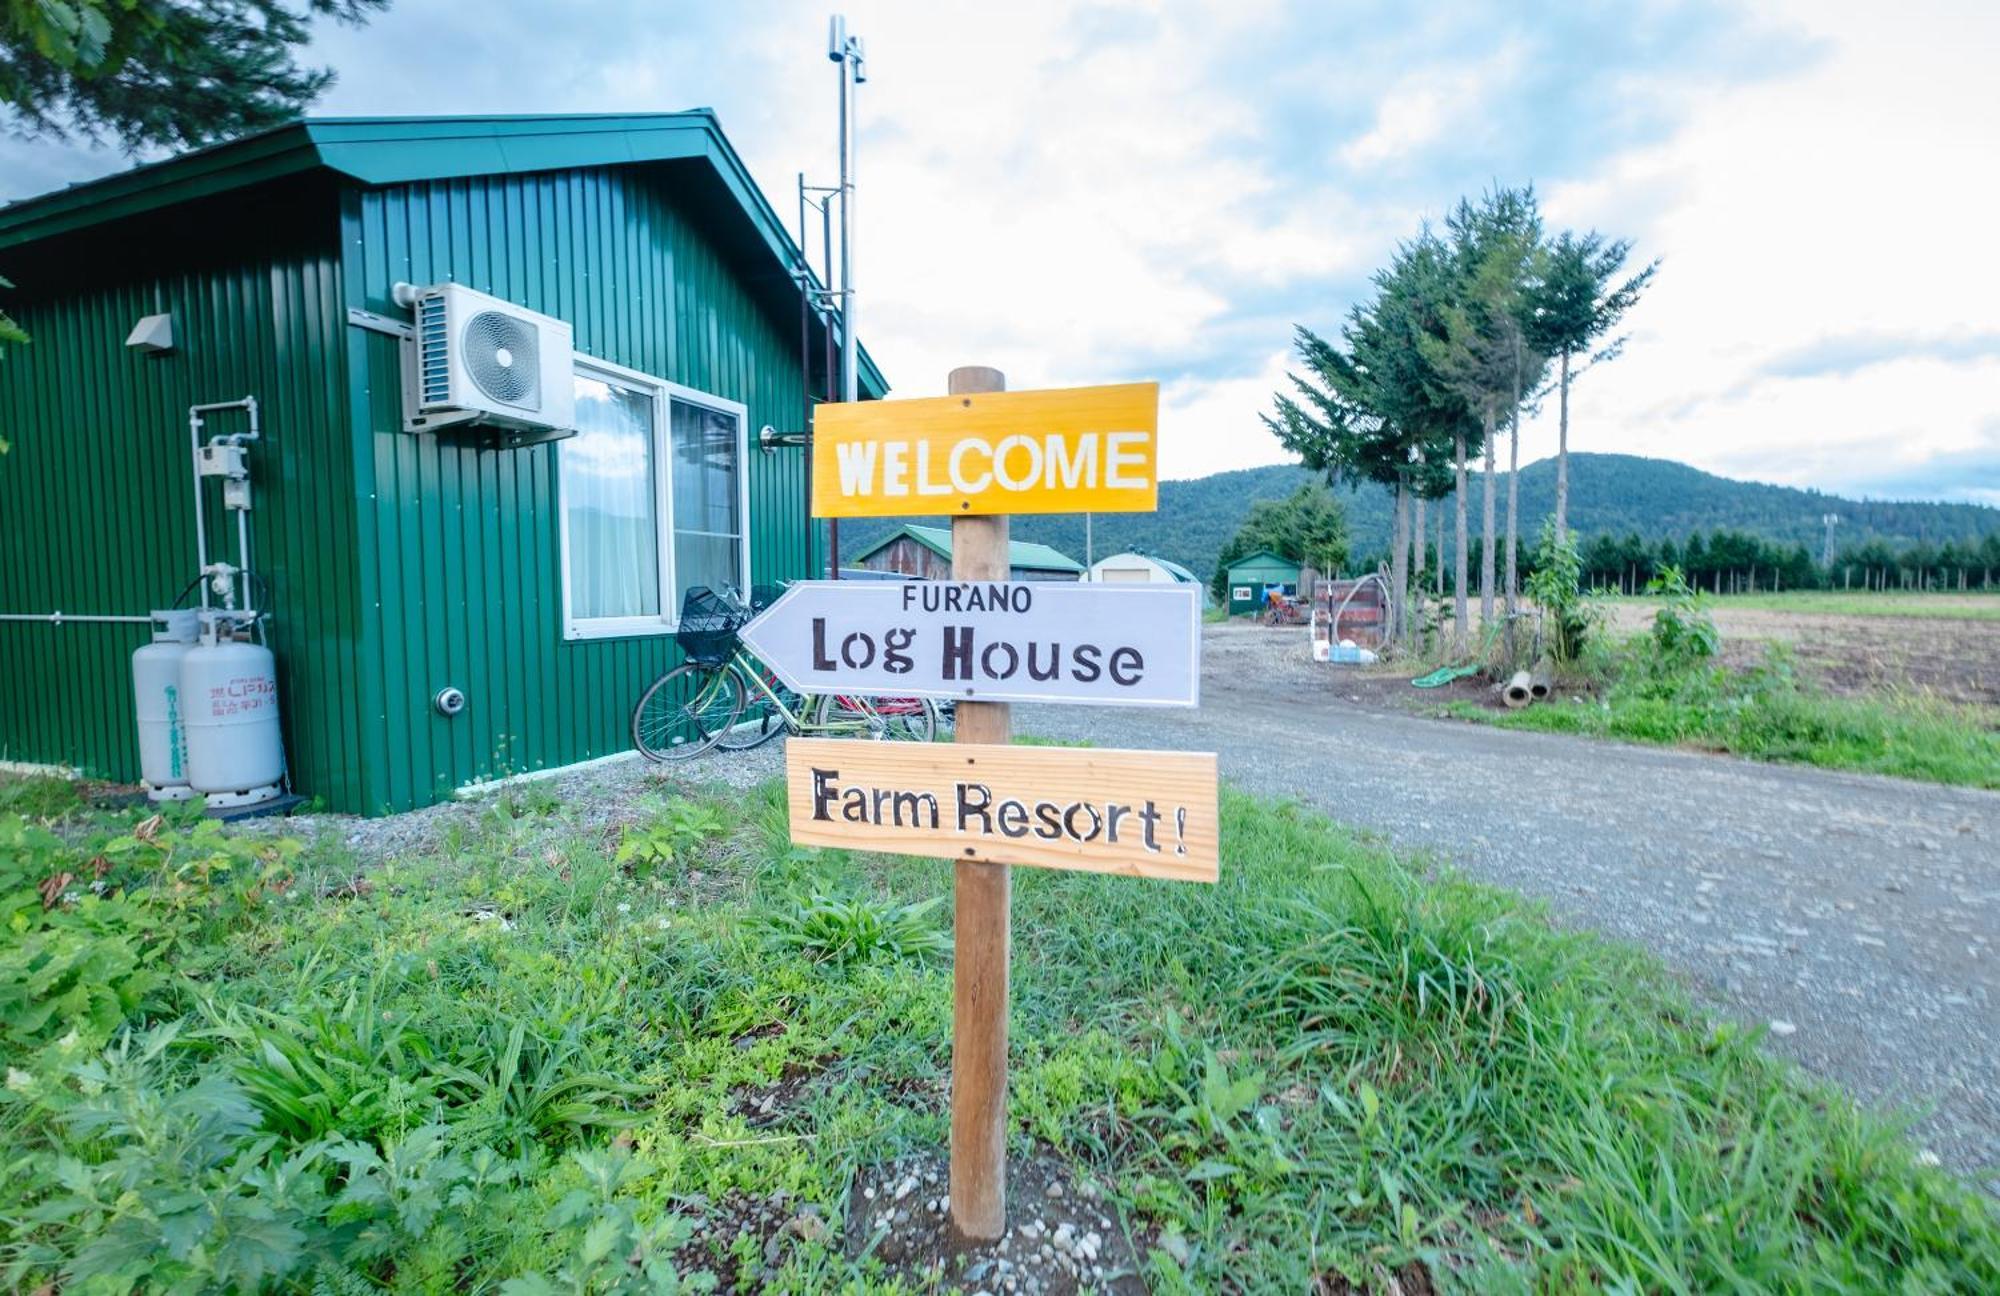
845, 1152, 1149, 1295
728, 1058, 832, 1128
1315, 1262, 1438, 1295
677, 1189, 830, 1290
1201, 620, 1517, 715
1208, 602, 2000, 717
1605, 601, 2000, 707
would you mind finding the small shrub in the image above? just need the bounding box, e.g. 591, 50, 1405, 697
1645, 564, 1719, 672
1526, 522, 1599, 664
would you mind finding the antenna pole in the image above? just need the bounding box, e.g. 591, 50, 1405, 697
831, 15, 864, 407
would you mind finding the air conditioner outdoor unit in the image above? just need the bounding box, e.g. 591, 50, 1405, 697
401, 284, 575, 442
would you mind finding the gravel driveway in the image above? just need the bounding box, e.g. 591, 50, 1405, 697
1018, 623, 2000, 1186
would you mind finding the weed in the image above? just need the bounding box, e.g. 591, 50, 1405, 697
755, 892, 947, 965
3, 779, 1995, 1292
1469, 639, 2000, 788
0, 774, 81, 818
616, 799, 730, 876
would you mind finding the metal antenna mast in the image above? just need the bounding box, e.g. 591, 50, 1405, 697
829, 15, 866, 405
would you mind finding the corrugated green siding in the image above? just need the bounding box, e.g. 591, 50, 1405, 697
0, 182, 367, 806
342, 164, 816, 812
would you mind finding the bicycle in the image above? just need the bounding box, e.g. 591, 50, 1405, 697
631, 585, 939, 761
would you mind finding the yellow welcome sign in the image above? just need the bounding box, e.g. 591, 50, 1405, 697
811, 381, 1159, 518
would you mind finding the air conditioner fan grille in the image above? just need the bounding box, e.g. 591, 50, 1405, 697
462, 310, 540, 409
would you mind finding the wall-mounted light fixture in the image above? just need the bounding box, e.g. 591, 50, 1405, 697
126, 313, 175, 355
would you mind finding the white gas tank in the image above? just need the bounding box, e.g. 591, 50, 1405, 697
180, 620, 285, 806
131, 610, 200, 802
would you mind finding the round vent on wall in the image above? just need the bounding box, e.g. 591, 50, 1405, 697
462, 310, 541, 409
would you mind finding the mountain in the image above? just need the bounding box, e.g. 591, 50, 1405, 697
833, 453, 2000, 585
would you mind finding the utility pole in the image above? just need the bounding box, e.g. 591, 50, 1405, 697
1821, 513, 1839, 569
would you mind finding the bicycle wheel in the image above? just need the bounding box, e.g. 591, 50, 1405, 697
632, 663, 743, 761
811, 692, 938, 742
714, 664, 792, 750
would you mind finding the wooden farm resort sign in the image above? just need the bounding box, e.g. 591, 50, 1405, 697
784, 737, 1218, 883
810, 381, 1160, 518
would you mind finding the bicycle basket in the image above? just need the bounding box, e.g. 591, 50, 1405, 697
675, 586, 747, 666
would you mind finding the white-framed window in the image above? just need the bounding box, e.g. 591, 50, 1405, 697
557, 357, 750, 640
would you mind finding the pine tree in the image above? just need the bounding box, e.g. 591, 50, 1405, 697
1523, 230, 1658, 541
1427, 189, 1541, 648
1264, 236, 1464, 645
1, 0, 388, 150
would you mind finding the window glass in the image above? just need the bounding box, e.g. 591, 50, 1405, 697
669, 398, 743, 605
563, 375, 659, 622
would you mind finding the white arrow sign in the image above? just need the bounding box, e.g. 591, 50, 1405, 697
737, 580, 1201, 707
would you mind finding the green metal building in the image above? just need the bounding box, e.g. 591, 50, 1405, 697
850, 524, 1084, 581
0, 114, 885, 814
1223, 549, 1302, 616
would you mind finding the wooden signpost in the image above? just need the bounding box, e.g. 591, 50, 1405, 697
738, 578, 1201, 707
803, 367, 1213, 1242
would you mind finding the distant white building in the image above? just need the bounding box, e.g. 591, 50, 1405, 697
1083, 551, 1210, 604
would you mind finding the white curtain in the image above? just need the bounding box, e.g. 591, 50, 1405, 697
670, 398, 742, 605
563, 376, 659, 621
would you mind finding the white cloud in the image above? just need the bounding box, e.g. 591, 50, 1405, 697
1526, 0, 2000, 501
1339, 46, 1521, 169
3, 0, 1995, 508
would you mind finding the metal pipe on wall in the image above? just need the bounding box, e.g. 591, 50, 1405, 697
0, 612, 155, 625
188, 397, 260, 616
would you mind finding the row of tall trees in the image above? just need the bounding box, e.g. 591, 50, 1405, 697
1363, 526, 2000, 597
1264, 186, 1655, 652
1578, 529, 2000, 594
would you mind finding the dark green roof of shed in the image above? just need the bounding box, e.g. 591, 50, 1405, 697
1225, 549, 1299, 572
0, 111, 887, 395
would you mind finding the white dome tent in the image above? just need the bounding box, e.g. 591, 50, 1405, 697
1083, 551, 1210, 604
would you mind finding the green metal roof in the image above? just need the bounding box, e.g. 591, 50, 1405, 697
1225, 548, 1299, 573
0, 111, 888, 396
863, 524, 1085, 574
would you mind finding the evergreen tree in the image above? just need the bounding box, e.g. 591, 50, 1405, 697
2, 0, 387, 150
1429, 187, 1542, 636
1523, 230, 1658, 540
1265, 236, 1464, 643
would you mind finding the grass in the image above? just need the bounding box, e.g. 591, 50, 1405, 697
0, 773, 81, 817
1450, 647, 2000, 789
2, 776, 1996, 1292
1604, 590, 2000, 620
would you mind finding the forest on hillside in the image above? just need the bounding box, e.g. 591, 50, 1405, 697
835, 452, 2000, 587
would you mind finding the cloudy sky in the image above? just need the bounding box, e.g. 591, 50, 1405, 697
4, 0, 1996, 502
